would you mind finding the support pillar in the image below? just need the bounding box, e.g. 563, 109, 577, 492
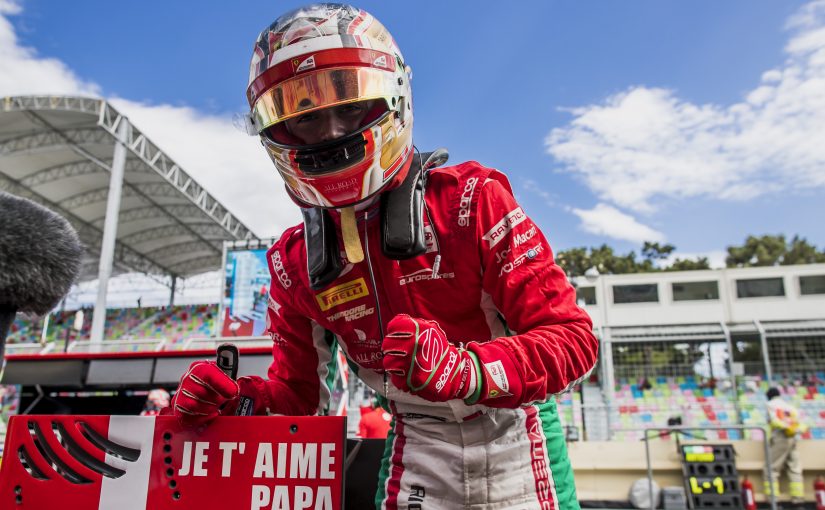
90, 118, 129, 344
720, 322, 741, 424
169, 276, 177, 306
754, 320, 772, 384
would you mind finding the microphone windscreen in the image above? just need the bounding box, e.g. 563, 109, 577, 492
0, 192, 84, 315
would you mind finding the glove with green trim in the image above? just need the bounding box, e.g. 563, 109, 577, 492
381, 314, 481, 403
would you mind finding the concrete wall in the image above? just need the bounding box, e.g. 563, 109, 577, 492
567, 439, 825, 502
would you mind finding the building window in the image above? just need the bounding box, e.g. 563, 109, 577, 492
613, 284, 659, 304
577, 286, 596, 305
736, 277, 785, 298
800, 275, 825, 295
672, 281, 719, 301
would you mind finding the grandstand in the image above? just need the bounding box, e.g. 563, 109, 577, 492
0, 95, 255, 343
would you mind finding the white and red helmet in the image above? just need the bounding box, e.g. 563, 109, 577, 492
247, 3, 414, 208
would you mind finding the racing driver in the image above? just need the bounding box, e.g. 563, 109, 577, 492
168, 4, 599, 509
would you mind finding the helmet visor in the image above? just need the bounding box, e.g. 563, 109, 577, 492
251, 66, 398, 133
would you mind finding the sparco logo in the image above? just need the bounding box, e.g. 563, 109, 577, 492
483, 207, 527, 248
435, 352, 457, 391
457, 177, 479, 227
414, 327, 443, 373
271, 250, 292, 289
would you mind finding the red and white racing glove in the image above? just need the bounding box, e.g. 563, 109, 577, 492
164, 360, 272, 427
382, 315, 480, 402
382, 314, 524, 406
382, 314, 523, 407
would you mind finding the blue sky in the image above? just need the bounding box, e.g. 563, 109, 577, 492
3, 0, 824, 269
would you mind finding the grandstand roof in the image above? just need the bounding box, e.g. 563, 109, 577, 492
0, 95, 256, 281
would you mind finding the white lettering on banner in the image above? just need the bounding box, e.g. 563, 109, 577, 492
483, 207, 527, 248
320, 443, 335, 479
251, 442, 337, 480
498, 244, 543, 277
251, 485, 333, 510
219, 442, 246, 477
457, 177, 479, 227
291, 443, 316, 478
271, 250, 292, 289
327, 304, 375, 323
193, 442, 209, 476
179, 441, 192, 476
278, 443, 288, 478
253, 443, 274, 478
398, 268, 455, 285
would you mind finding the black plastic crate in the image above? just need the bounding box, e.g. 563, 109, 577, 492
684, 462, 739, 478
680, 445, 743, 509
690, 492, 743, 508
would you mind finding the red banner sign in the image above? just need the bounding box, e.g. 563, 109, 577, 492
0, 415, 346, 509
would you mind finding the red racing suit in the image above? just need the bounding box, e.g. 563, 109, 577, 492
261, 161, 598, 509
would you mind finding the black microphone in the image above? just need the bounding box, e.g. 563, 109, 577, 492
0, 192, 84, 360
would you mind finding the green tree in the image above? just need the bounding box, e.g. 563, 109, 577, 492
554, 247, 591, 277
726, 234, 787, 267
783, 235, 825, 265
666, 257, 711, 271
641, 242, 675, 262
726, 234, 825, 267
556, 242, 710, 276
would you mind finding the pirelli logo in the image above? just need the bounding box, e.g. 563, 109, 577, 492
315, 278, 369, 311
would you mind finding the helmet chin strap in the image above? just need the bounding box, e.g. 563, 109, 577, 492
339, 206, 365, 264
300, 149, 449, 290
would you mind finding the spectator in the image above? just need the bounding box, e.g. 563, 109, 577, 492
358, 400, 391, 439
764, 387, 807, 503
140, 388, 171, 416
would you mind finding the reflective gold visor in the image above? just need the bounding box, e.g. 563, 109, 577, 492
251, 66, 397, 133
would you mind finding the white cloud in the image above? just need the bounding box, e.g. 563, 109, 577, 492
570, 203, 665, 244
521, 178, 557, 207
0, 4, 299, 238
547, 1, 825, 217
0, 2, 99, 96
108, 99, 299, 237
